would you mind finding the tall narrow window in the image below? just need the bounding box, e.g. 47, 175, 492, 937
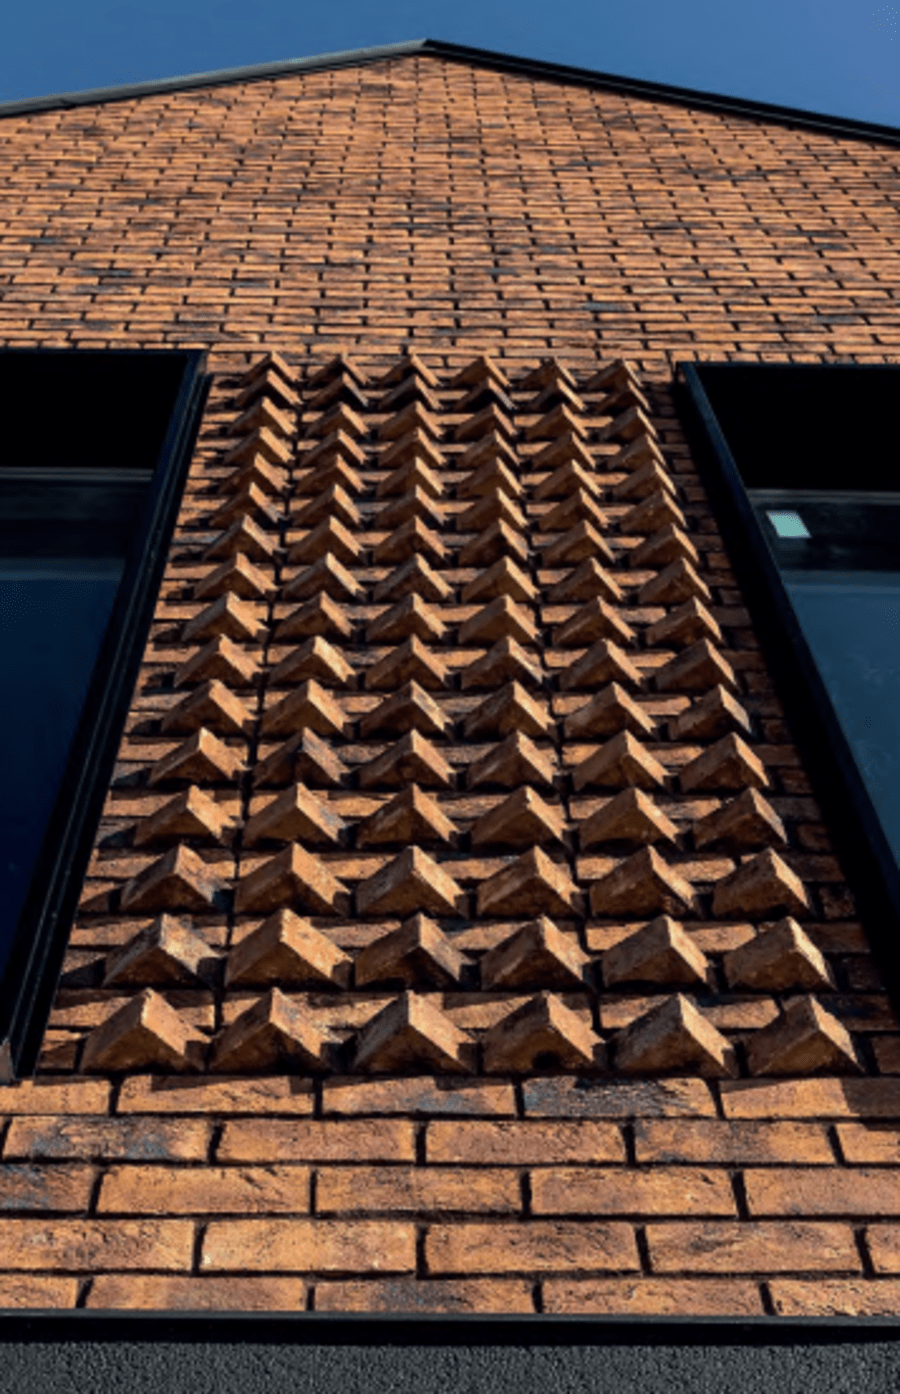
0, 349, 207, 1077
679, 362, 900, 983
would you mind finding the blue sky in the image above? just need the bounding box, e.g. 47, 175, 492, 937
1, 0, 899, 128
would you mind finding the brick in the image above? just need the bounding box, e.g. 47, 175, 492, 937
0, 1077, 110, 1115
632, 1119, 833, 1165
0, 1276, 78, 1309
426, 1221, 638, 1274
315, 1278, 534, 1313
864, 1227, 900, 1274
316, 1166, 521, 1215
0, 1220, 194, 1271
202, 1219, 416, 1273
721, 1079, 900, 1119
0, 1165, 94, 1212
427, 1119, 625, 1165
87, 1275, 306, 1310
5, 1116, 211, 1162
323, 1079, 516, 1117
543, 1278, 762, 1316
837, 1125, 900, 1164
646, 1221, 860, 1273
532, 1167, 735, 1217
744, 1168, 900, 1217
116, 1075, 314, 1115
218, 1119, 415, 1163
98, 1164, 310, 1214
769, 1278, 900, 1317
522, 1076, 717, 1118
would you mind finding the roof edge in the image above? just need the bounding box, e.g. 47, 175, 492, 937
1, 36, 899, 148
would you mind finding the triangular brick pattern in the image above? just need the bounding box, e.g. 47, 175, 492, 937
60, 352, 873, 1088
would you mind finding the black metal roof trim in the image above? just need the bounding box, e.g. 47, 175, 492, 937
0, 37, 899, 149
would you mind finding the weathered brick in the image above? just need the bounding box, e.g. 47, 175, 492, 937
865, 1227, 900, 1274
531, 1168, 736, 1217
218, 1119, 415, 1163
0, 1276, 79, 1309
426, 1221, 639, 1275
721, 1079, 900, 1119
633, 1119, 833, 1165
836, 1125, 900, 1164
315, 1278, 534, 1312
426, 1120, 625, 1165
521, 1077, 716, 1118
202, 1219, 416, 1273
5, 1116, 211, 1162
0, 1078, 110, 1115
316, 1166, 520, 1214
98, 1165, 310, 1214
769, 1278, 900, 1317
543, 1278, 763, 1315
322, 1078, 516, 1117
745, 1168, 900, 1217
0, 1220, 194, 1271
87, 1275, 307, 1310
645, 1221, 860, 1273
0, 1165, 94, 1213
116, 1075, 315, 1114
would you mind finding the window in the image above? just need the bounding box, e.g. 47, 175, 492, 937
0, 349, 208, 1078
679, 362, 900, 987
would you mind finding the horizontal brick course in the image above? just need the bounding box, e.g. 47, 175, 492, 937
645, 1221, 861, 1274
426, 1120, 625, 1165
4, 1116, 211, 1161
633, 1120, 834, 1165
531, 1167, 736, 1217
0, 1219, 194, 1271
217, 1120, 415, 1163
543, 1278, 763, 1316
744, 1168, 900, 1217
201, 1219, 416, 1274
98, 1164, 310, 1214
425, 1221, 639, 1275
86, 1275, 307, 1310
316, 1166, 520, 1215
314, 1278, 534, 1312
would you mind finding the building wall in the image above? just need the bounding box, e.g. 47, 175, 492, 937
1, 55, 899, 1318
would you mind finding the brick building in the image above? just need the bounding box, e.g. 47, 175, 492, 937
1, 39, 900, 1325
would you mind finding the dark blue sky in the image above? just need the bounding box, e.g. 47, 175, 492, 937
1, 0, 898, 127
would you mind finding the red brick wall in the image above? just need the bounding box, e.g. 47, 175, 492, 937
1, 55, 899, 1317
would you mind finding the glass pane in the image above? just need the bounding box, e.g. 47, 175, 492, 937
784, 570, 900, 864
0, 558, 124, 974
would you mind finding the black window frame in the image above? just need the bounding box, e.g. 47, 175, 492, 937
0, 347, 209, 1080
677, 360, 900, 1008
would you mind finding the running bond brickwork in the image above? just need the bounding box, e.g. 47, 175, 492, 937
0, 53, 899, 1317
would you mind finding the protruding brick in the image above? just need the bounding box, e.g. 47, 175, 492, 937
481, 917, 589, 990
637, 556, 711, 606
82, 989, 199, 1074
373, 515, 448, 563
296, 429, 365, 474
533, 460, 599, 501
603, 916, 710, 987
524, 402, 586, 442
354, 992, 470, 1074
358, 681, 450, 738
307, 401, 367, 440
275, 593, 355, 643
611, 459, 676, 502
619, 488, 685, 536
459, 597, 537, 647
366, 595, 446, 646
210, 988, 332, 1073
376, 371, 441, 413
723, 918, 834, 992
174, 635, 259, 689
181, 593, 266, 645
378, 428, 445, 472
354, 915, 465, 988
204, 513, 278, 563
669, 685, 751, 741
692, 788, 786, 850
454, 403, 514, 442
483, 994, 602, 1073
456, 430, 517, 473
646, 598, 722, 651
572, 730, 668, 792
712, 849, 810, 917
120, 845, 229, 913
379, 400, 441, 441
471, 786, 565, 847
680, 733, 768, 792
283, 553, 364, 603
376, 485, 446, 531
104, 915, 217, 987
218, 455, 288, 499
457, 457, 522, 501
530, 430, 594, 472
288, 515, 362, 566
374, 554, 453, 604
559, 639, 643, 691
234, 845, 350, 915
457, 519, 528, 567
538, 487, 606, 535
269, 636, 355, 688
307, 353, 368, 389
476, 847, 582, 917
461, 556, 536, 605
356, 785, 458, 848
292, 483, 361, 530
149, 728, 244, 786
655, 639, 737, 694
365, 636, 449, 691
206, 482, 282, 529
552, 597, 634, 648
547, 558, 622, 605
262, 679, 347, 738
589, 847, 698, 917
356, 847, 465, 917
223, 425, 292, 468
542, 521, 616, 568
460, 637, 544, 691
357, 730, 454, 790
253, 730, 348, 789
563, 684, 655, 739
628, 524, 699, 571
133, 785, 232, 847
456, 490, 525, 535
376, 457, 444, 499
615, 995, 735, 1077
236, 364, 298, 408
579, 788, 678, 847
225, 909, 351, 988
747, 996, 860, 1076
243, 783, 346, 846
463, 681, 553, 740
467, 730, 556, 790
193, 553, 275, 602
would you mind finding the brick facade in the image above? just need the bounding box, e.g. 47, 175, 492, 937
1, 51, 899, 1316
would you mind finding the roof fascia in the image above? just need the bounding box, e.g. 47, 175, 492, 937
0, 36, 898, 150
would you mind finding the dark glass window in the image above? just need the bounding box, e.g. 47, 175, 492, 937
0, 350, 208, 1077
679, 362, 900, 987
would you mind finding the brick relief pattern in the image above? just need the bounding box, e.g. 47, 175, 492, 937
53, 349, 877, 1086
